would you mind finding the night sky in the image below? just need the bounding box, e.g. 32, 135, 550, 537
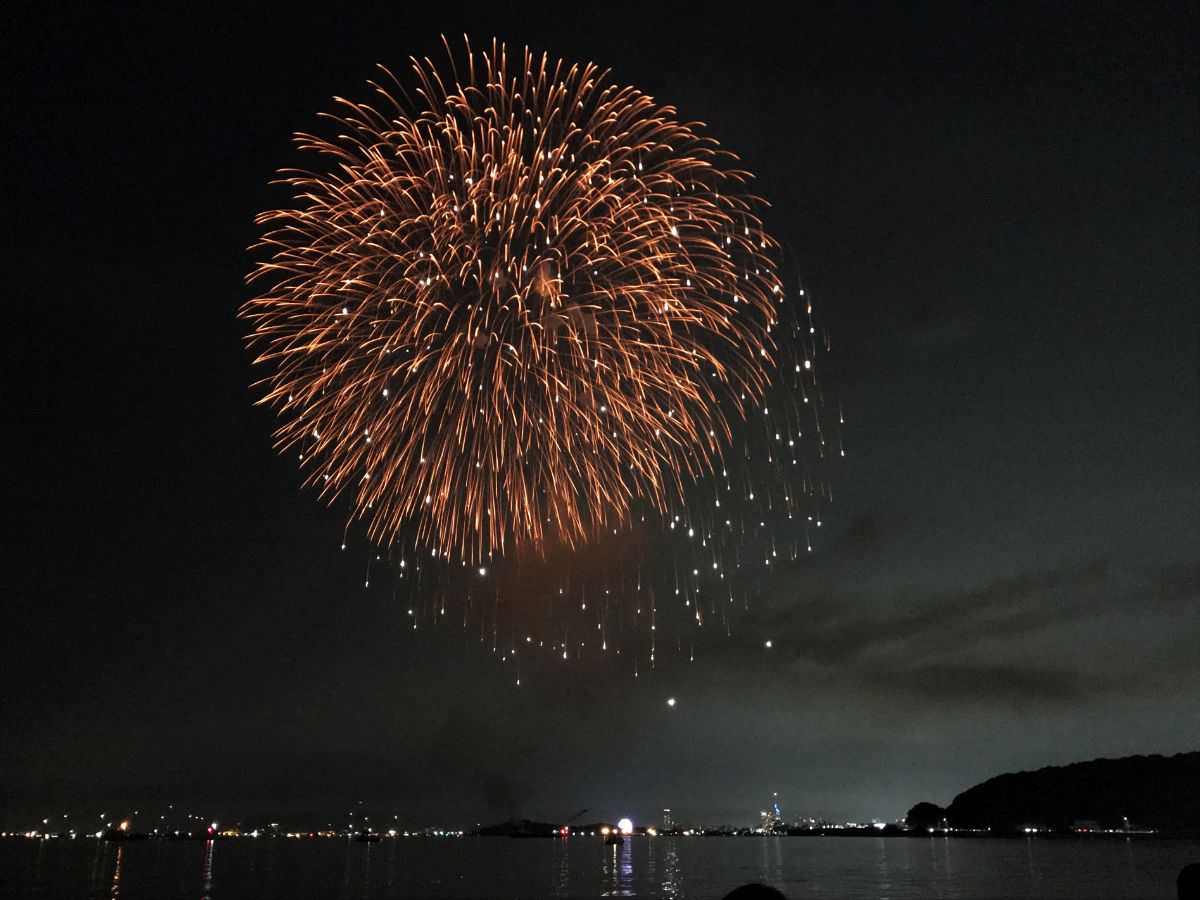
4, 2, 1197, 830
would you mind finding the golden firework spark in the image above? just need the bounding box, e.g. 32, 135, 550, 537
243, 37, 785, 565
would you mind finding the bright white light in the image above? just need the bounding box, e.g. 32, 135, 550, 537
667, 697, 676, 707
764, 640, 773, 649
618, 818, 634, 835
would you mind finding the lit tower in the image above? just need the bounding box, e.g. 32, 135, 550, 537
662, 809, 674, 830
760, 792, 784, 832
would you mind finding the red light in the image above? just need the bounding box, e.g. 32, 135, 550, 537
560, 827, 569, 836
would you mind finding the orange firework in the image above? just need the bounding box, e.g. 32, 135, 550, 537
243, 37, 785, 565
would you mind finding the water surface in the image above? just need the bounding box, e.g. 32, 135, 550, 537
2, 835, 1196, 899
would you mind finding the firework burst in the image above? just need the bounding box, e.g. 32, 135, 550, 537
243, 37, 785, 566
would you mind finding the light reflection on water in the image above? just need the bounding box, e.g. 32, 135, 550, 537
662, 834, 683, 898
88, 840, 105, 895
200, 840, 213, 900
600, 840, 635, 896
1, 835, 1196, 899
109, 845, 122, 897
762, 832, 785, 889
555, 837, 569, 896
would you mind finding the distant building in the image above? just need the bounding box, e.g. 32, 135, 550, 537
760, 793, 785, 833
662, 809, 674, 830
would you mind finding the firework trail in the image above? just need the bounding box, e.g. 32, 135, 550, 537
243, 37, 788, 567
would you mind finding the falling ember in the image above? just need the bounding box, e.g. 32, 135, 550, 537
242, 36, 785, 566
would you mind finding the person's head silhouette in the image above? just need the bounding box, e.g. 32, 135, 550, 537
720, 884, 787, 900
1179, 863, 1200, 900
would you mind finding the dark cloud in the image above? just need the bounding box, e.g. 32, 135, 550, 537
1145, 561, 1200, 606
757, 557, 1113, 666
731, 555, 1200, 715
425, 708, 530, 821
892, 300, 984, 347
865, 663, 1089, 706
827, 509, 909, 561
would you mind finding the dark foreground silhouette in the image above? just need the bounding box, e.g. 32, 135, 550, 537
721, 884, 787, 900
907, 751, 1200, 833
715, 865, 1200, 900
1180, 863, 1200, 900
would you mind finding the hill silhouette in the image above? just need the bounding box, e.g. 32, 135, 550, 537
907, 748, 1200, 835
907, 751, 1200, 833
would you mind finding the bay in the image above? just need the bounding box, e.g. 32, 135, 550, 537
2, 835, 1196, 899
